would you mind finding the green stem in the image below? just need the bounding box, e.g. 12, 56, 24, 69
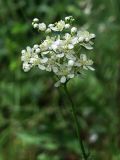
64, 83, 89, 160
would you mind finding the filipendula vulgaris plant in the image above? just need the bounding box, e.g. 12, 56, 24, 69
21, 16, 95, 160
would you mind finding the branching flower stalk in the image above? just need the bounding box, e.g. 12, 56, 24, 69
64, 83, 90, 160
21, 16, 95, 159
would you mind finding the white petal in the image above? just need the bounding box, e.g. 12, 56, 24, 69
46, 66, 52, 72
68, 60, 74, 66
80, 54, 87, 61
90, 33, 96, 39
21, 50, 26, 54
81, 43, 93, 50
50, 26, 59, 31
41, 57, 48, 63
85, 37, 90, 42
71, 37, 78, 45
33, 44, 39, 49
87, 66, 95, 71
21, 55, 25, 61
53, 67, 58, 73
42, 51, 49, 55
33, 23, 38, 28
66, 54, 76, 60
71, 27, 77, 33
46, 28, 51, 33
33, 18, 39, 22
26, 46, 32, 53
68, 74, 74, 78
56, 53, 64, 58
54, 81, 60, 87
79, 37, 84, 42
38, 64, 46, 70
68, 44, 74, 49
89, 133, 98, 143
83, 66, 88, 70
35, 48, 40, 53
65, 24, 70, 29
30, 58, 35, 63
23, 63, 31, 72
64, 33, 71, 40
51, 44, 58, 50
48, 24, 54, 27
60, 76, 66, 83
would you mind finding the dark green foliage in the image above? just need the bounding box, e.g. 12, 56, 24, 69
0, 0, 120, 159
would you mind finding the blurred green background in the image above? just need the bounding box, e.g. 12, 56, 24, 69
0, 0, 120, 159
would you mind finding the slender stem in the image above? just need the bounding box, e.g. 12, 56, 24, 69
64, 83, 89, 160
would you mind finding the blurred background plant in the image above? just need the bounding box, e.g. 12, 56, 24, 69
0, 0, 120, 159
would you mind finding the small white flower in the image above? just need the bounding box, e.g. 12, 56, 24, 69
38, 23, 46, 31
56, 20, 65, 31
21, 16, 95, 87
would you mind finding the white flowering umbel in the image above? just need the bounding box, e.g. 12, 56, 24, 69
21, 16, 95, 87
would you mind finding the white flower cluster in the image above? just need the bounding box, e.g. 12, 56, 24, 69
21, 16, 95, 87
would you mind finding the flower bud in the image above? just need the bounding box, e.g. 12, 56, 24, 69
38, 23, 46, 31
33, 18, 39, 22
65, 24, 70, 29
33, 23, 38, 28
71, 27, 77, 33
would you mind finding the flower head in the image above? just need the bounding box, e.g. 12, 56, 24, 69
21, 16, 95, 87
